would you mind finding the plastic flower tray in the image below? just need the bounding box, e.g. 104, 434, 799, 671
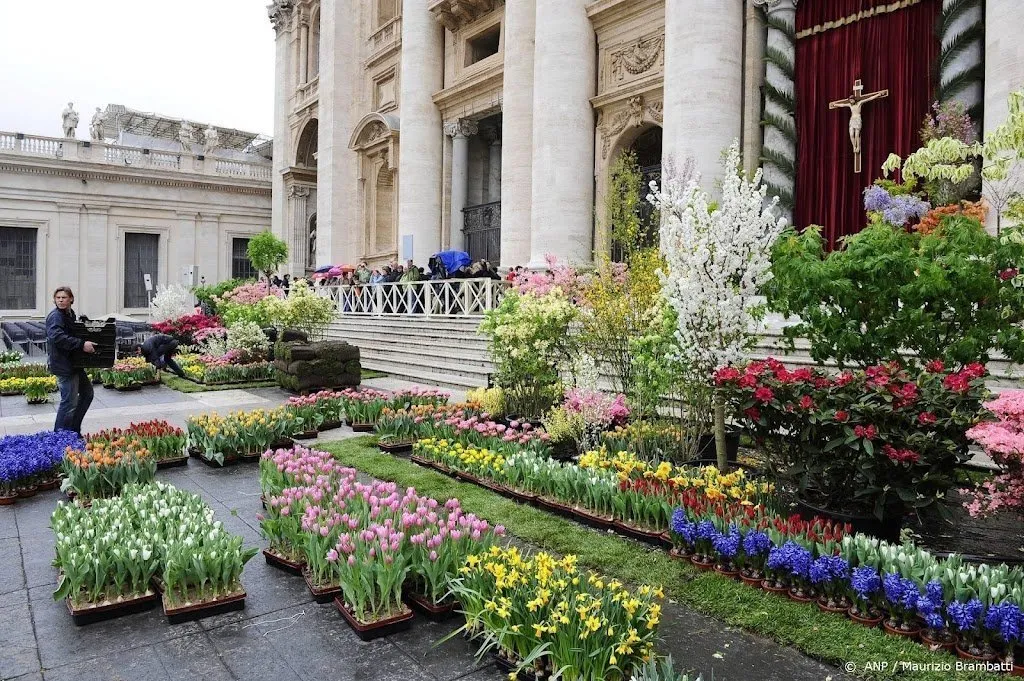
162, 589, 246, 625
334, 598, 414, 642
155, 456, 189, 470
378, 441, 414, 454
262, 548, 305, 576
350, 423, 375, 433
66, 590, 159, 626
302, 567, 342, 604
403, 591, 458, 622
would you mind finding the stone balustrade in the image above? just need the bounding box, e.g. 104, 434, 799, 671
317, 277, 510, 317
368, 16, 402, 57
0, 131, 272, 182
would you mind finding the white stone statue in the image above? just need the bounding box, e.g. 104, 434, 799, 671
61, 102, 79, 138
89, 108, 104, 141
203, 124, 220, 156
178, 120, 195, 153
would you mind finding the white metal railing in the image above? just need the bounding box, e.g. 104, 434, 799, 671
317, 278, 510, 317
0, 131, 271, 183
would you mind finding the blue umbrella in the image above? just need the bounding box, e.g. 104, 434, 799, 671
434, 250, 471, 275
314, 265, 334, 273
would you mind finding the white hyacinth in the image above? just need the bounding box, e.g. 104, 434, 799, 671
651, 141, 787, 379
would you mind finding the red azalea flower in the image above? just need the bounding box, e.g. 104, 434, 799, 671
918, 411, 937, 425
925, 359, 945, 373
834, 371, 855, 387
834, 410, 849, 423
737, 374, 757, 389
799, 395, 815, 410
999, 268, 1018, 281
853, 424, 877, 440
715, 366, 741, 384
743, 406, 761, 421
753, 386, 774, 403
882, 444, 920, 464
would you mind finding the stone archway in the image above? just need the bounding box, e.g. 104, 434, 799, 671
296, 119, 318, 167
349, 113, 400, 262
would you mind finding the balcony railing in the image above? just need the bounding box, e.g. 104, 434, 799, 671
317, 278, 510, 317
0, 131, 272, 182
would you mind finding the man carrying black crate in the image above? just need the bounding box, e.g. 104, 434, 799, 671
46, 287, 95, 434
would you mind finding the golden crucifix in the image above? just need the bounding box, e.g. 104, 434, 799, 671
829, 79, 889, 173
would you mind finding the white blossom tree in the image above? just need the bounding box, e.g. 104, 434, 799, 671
149, 283, 196, 323
651, 141, 787, 468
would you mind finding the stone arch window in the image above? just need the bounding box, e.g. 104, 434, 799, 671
309, 8, 320, 79
377, 0, 398, 27
374, 165, 395, 252
296, 119, 318, 167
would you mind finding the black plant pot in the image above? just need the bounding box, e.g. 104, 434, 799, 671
548, 440, 578, 461
693, 433, 739, 464
795, 496, 903, 542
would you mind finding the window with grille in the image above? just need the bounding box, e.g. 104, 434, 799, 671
0, 226, 37, 310
232, 238, 258, 280
124, 232, 159, 308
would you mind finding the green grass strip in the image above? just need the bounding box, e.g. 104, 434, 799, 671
321, 438, 1005, 681
160, 374, 278, 393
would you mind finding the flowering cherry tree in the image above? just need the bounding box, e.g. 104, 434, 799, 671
651, 141, 787, 467
149, 283, 196, 323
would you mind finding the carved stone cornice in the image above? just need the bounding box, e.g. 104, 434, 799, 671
267, 0, 294, 32
597, 94, 663, 159
428, 0, 498, 32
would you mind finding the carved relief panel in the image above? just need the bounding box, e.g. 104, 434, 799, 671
600, 31, 665, 96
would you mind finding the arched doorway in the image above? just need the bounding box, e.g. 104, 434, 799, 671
630, 126, 662, 250
296, 119, 318, 168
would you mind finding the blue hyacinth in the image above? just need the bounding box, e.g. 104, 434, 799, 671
984, 602, 1023, 644
713, 528, 741, 559
850, 566, 881, 603
809, 555, 850, 585
742, 530, 772, 557
916, 580, 946, 630
670, 509, 696, 546
0, 430, 83, 491
948, 598, 984, 633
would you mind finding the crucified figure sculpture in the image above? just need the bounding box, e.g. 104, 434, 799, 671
829, 79, 888, 173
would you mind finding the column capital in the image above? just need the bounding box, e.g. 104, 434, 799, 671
267, 0, 294, 32
752, 0, 798, 13
444, 119, 479, 139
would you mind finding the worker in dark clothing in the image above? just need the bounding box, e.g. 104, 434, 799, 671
141, 334, 187, 378
46, 286, 95, 434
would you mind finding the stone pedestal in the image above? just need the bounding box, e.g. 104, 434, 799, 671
398, 0, 445, 265
528, 0, 595, 267
663, 0, 744, 194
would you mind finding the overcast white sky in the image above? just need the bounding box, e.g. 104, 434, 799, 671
0, 0, 275, 137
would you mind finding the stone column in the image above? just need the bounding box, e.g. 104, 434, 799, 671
269, 3, 292, 256
289, 185, 311, 271
753, 0, 796, 216
741, 0, 768, 176
486, 126, 502, 202
298, 15, 309, 84
528, 0, 595, 267
56, 203, 81, 298
984, 0, 1024, 229
398, 0, 445, 265
446, 119, 477, 253
500, 0, 535, 267
82, 205, 110, 317
663, 0, 744, 194
317, 0, 360, 265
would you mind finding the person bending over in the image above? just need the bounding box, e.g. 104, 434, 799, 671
141, 334, 186, 378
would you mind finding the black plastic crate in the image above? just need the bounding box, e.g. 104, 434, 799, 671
69, 319, 117, 369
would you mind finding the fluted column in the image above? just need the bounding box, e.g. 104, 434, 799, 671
446, 119, 477, 253
755, 0, 796, 215
528, 0, 595, 267
316, 0, 360, 265
663, 0, 744, 194
500, 0, 535, 267
269, 3, 293, 258
398, 0, 445, 265
298, 17, 309, 84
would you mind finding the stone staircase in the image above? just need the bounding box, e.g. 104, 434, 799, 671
327, 313, 1024, 391
327, 316, 493, 389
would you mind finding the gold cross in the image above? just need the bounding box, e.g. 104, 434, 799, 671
829, 79, 889, 173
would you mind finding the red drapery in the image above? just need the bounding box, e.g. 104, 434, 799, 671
794, 0, 940, 249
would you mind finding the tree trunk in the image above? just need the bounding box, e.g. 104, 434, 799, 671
714, 398, 728, 471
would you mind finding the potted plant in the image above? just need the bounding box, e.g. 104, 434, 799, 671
949, 598, 999, 661
738, 529, 772, 586
23, 376, 56, 404
848, 566, 885, 627
810, 555, 852, 614
712, 528, 741, 578
375, 408, 417, 453
286, 395, 323, 440
917, 580, 957, 651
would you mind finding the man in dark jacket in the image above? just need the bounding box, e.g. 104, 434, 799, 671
46, 286, 95, 434
141, 334, 186, 378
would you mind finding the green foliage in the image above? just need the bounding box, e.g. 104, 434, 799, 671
607, 150, 644, 257
478, 290, 579, 419
221, 298, 275, 329
263, 280, 335, 339
764, 217, 1024, 367
193, 278, 252, 311
246, 231, 288, 278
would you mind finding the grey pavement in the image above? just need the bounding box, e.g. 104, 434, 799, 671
0, 380, 845, 681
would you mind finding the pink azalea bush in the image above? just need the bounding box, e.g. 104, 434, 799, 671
563, 388, 631, 428
512, 254, 588, 299
216, 280, 285, 305
964, 391, 1024, 517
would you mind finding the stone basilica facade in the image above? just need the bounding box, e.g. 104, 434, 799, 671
268, 0, 1024, 274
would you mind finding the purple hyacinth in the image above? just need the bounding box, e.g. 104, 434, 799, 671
948, 598, 984, 633
863, 185, 930, 227
671, 509, 696, 546
883, 572, 920, 611
765, 541, 811, 579
984, 602, 1023, 644
916, 580, 946, 630
863, 185, 892, 212
742, 530, 772, 557
809, 555, 850, 585
694, 520, 719, 542
850, 566, 881, 601
713, 528, 741, 559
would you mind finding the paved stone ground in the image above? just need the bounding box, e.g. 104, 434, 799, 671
0, 382, 847, 681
